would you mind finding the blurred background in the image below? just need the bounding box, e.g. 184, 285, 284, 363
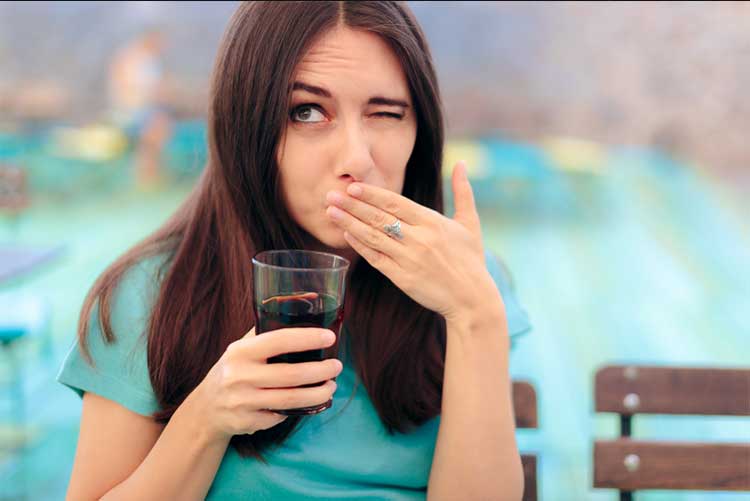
1, 1, 748, 500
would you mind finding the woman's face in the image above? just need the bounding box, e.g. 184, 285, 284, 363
276, 26, 418, 257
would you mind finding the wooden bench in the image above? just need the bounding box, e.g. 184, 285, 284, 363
593, 365, 750, 500
513, 380, 538, 501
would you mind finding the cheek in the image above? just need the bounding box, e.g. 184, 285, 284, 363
373, 125, 416, 190
277, 135, 327, 221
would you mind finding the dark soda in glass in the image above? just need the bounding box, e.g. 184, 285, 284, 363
254, 291, 344, 415
255, 291, 344, 368
252, 250, 349, 416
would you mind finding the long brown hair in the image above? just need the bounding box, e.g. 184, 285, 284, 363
78, 1, 446, 461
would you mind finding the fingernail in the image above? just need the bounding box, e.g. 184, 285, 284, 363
326, 206, 344, 220
321, 330, 336, 343
347, 184, 363, 197
326, 191, 344, 205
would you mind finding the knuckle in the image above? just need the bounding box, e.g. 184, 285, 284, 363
426, 207, 441, 219
413, 229, 430, 249
224, 393, 244, 412
364, 227, 382, 247
280, 392, 298, 409
225, 341, 240, 359
220, 363, 235, 384
372, 211, 389, 228
368, 250, 383, 266
424, 229, 440, 249
228, 338, 254, 360
384, 201, 400, 215
262, 335, 287, 357
222, 362, 255, 390
244, 388, 262, 409
286, 364, 307, 383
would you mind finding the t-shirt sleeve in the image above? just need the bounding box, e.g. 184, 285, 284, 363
56, 257, 165, 417
484, 249, 532, 350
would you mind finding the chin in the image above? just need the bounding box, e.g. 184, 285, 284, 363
309, 226, 357, 264
322, 230, 351, 250
310, 224, 351, 250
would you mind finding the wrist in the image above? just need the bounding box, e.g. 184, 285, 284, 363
444, 305, 511, 363
444, 281, 506, 332
179, 382, 232, 449
445, 307, 507, 338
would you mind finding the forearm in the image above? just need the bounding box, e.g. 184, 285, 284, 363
428, 300, 524, 500
101, 388, 230, 501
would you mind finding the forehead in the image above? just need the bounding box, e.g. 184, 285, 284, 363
293, 26, 410, 100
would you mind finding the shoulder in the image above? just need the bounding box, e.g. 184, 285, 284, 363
483, 249, 532, 342
106, 253, 172, 335
56, 252, 172, 416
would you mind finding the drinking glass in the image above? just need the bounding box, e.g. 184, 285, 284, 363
252, 250, 349, 415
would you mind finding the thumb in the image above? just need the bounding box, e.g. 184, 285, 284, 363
451, 160, 480, 229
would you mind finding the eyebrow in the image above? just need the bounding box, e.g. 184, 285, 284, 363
292, 81, 410, 108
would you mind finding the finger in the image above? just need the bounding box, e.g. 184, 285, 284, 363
451, 161, 480, 230
251, 358, 343, 388
327, 190, 410, 238
343, 230, 400, 277
327, 205, 406, 258
240, 328, 336, 361
249, 410, 288, 431
242, 326, 256, 339
345, 182, 428, 225
256, 379, 337, 411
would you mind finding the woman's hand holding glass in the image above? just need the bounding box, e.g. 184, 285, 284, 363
192, 326, 343, 441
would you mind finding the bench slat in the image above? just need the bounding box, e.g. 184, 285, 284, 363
521, 454, 537, 501
595, 366, 750, 416
513, 381, 538, 429
594, 439, 750, 491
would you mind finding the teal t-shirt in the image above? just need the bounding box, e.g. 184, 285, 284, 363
57, 250, 531, 500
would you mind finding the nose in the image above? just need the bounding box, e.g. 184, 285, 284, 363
333, 120, 376, 183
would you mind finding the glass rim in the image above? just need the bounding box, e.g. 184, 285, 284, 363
252, 249, 350, 273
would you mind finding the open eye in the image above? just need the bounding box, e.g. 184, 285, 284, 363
290, 104, 326, 123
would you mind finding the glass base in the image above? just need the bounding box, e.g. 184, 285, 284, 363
272, 399, 332, 416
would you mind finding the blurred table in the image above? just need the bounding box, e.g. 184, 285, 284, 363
0, 244, 65, 284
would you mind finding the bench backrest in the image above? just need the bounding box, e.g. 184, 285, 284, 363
593, 365, 750, 497
513, 380, 538, 501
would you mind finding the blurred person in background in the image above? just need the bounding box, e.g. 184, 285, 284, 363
108, 27, 173, 189
58, 2, 531, 500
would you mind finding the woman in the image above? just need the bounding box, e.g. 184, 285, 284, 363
58, 2, 532, 499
